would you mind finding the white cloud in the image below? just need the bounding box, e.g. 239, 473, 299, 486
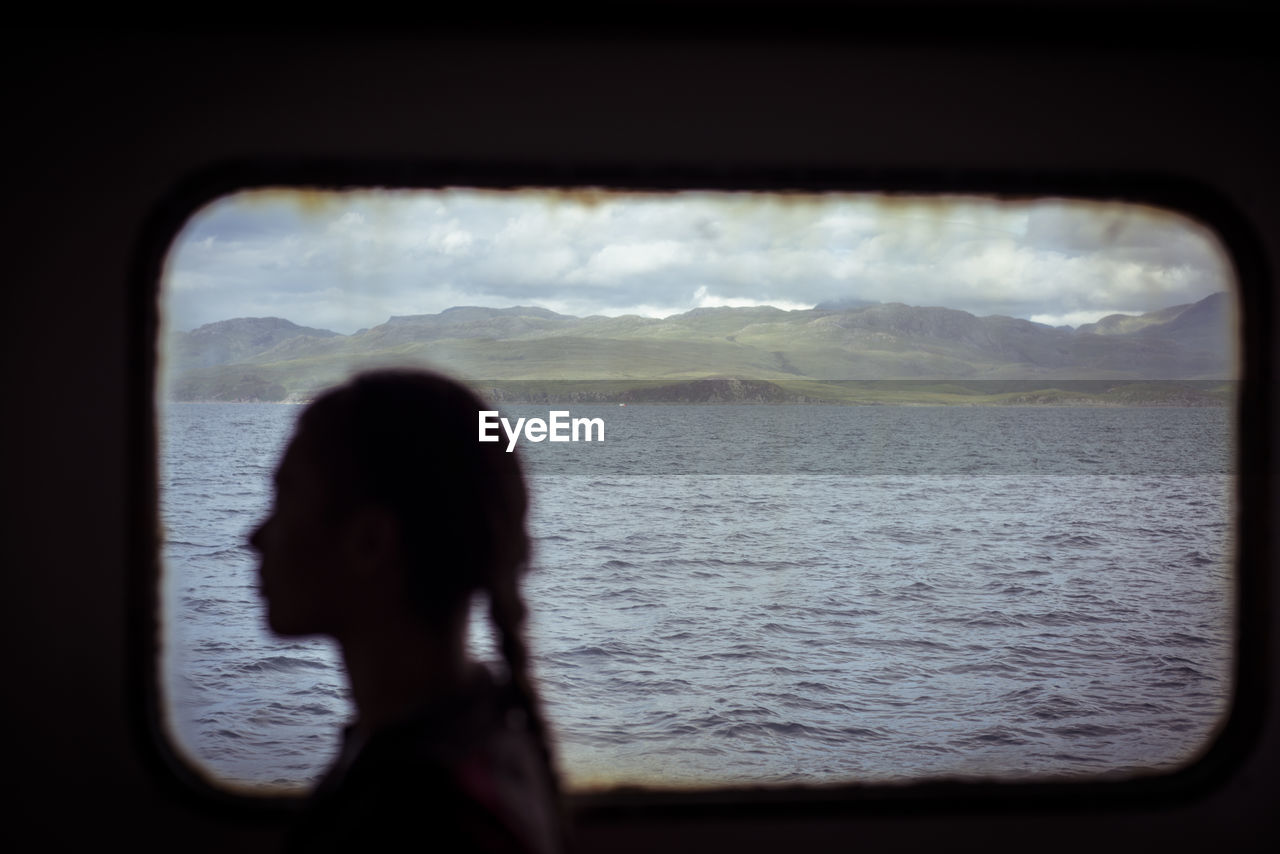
1029, 310, 1140, 328
164, 189, 1233, 334
692, 286, 813, 312
570, 240, 693, 281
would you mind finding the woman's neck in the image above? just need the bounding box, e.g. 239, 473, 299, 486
338, 612, 471, 737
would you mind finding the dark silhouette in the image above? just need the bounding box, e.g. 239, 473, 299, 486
250, 369, 562, 853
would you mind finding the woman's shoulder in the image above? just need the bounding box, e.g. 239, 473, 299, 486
289, 671, 561, 854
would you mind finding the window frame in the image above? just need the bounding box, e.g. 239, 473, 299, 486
127, 160, 1272, 821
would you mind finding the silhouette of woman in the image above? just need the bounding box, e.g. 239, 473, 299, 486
250, 369, 562, 854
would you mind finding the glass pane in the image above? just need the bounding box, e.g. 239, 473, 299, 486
158, 189, 1237, 791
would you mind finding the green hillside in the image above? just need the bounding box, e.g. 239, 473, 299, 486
166, 294, 1236, 404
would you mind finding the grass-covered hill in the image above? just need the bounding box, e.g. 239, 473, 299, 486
165, 293, 1236, 404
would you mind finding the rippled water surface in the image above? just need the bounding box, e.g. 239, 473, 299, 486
160, 403, 1233, 788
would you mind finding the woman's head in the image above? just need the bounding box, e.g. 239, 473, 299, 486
252, 369, 531, 638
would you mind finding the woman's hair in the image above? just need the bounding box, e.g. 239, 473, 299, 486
297, 369, 556, 788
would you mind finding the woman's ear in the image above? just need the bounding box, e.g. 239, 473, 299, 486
342, 505, 404, 579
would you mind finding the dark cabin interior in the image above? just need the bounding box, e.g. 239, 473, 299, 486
5, 8, 1277, 851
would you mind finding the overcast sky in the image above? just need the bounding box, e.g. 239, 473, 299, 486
163, 189, 1232, 336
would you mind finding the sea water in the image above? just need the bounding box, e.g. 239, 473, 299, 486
159, 403, 1233, 789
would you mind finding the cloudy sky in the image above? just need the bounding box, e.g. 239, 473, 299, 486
163, 189, 1232, 336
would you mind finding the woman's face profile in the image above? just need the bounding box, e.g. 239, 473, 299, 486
250, 429, 350, 638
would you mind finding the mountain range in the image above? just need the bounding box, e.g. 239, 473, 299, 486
165, 293, 1236, 404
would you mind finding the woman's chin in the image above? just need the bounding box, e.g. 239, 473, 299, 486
265, 603, 316, 638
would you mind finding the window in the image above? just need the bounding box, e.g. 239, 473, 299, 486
156, 186, 1238, 793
